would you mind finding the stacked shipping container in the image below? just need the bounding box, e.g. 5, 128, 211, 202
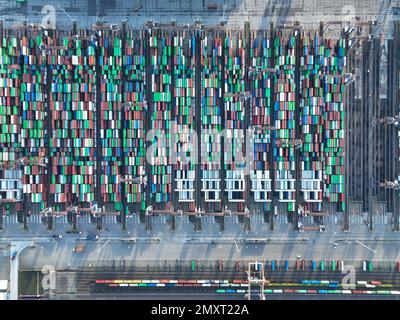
123, 32, 147, 210
0, 30, 348, 217
0, 36, 22, 202
224, 32, 246, 206
249, 32, 273, 208
274, 34, 297, 210
149, 33, 172, 207
20, 35, 47, 204
48, 34, 96, 205
200, 33, 223, 207
323, 38, 346, 211
99, 35, 122, 206
173, 31, 196, 206
299, 33, 324, 210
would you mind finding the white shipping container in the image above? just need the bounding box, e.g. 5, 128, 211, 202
0, 280, 7, 292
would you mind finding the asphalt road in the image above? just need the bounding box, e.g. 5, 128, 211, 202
1, 0, 391, 31
52, 292, 400, 300
13, 237, 400, 272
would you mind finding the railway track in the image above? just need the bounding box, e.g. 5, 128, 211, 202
75, 269, 400, 295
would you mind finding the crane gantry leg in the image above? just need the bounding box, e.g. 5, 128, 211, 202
247, 261, 269, 300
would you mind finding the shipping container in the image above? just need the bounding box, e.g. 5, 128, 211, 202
322, 37, 346, 209
99, 34, 122, 205
274, 34, 296, 209
299, 33, 324, 209
48, 34, 96, 205
149, 32, 173, 207
249, 32, 273, 206
20, 36, 47, 204
224, 32, 246, 205
173, 31, 196, 203
0, 36, 22, 202
123, 32, 147, 210
201, 33, 223, 205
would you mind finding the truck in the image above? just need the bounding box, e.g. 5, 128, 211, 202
368, 260, 373, 272
73, 244, 85, 253
191, 260, 196, 271
0, 280, 8, 292
296, 259, 300, 271
311, 260, 316, 271
10, 250, 17, 260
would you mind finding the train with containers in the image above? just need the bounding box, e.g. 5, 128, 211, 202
0, 24, 347, 230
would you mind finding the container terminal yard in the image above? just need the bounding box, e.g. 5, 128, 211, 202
0, 0, 399, 301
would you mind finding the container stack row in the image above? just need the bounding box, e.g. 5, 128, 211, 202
149, 33, 173, 207
299, 34, 324, 210
0, 31, 347, 215
0, 36, 22, 202
274, 35, 297, 211
200, 34, 223, 208
122, 33, 147, 210
323, 38, 346, 211
48, 35, 96, 205
99, 35, 123, 206
70, 36, 96, 204
224, 32, 246, 209
249, 32, 273, 208
48, 36, 72, 205
20, 36, 47, 204
173, 31, 196, 208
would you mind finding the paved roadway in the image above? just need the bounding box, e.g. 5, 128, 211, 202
54, 292, 242, 300
8, 241, 36, 300
52, 292, 400, 300
1, 217, 399, 299
73, 291, 400, 301
6, 232, 400, 299
10, 235, 400, 271
0, 0, 396, 30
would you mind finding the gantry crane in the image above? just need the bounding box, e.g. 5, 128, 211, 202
380, 179, 400, 190
87, 201, 121, 231
297, 204, 328, 232
40, 206, 68, 230
248, 66, 279, 76
40, 201, 120, 231
250, 125, 277, 132
39, 44, 68, 53
142, 204, 252, 232
380, 115, 400, 126
66, 205, 79, 232
117, 101, 147, 111
246, 261, 270, 300
0, 157, 47, 170
92, 22, 120, 32
298, 204, 328, 217
275, 138, 303, 149
16, 157, 47, 167
224, 91, 252, 101
117, 175, 148, 185
320, 72, 355, 86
